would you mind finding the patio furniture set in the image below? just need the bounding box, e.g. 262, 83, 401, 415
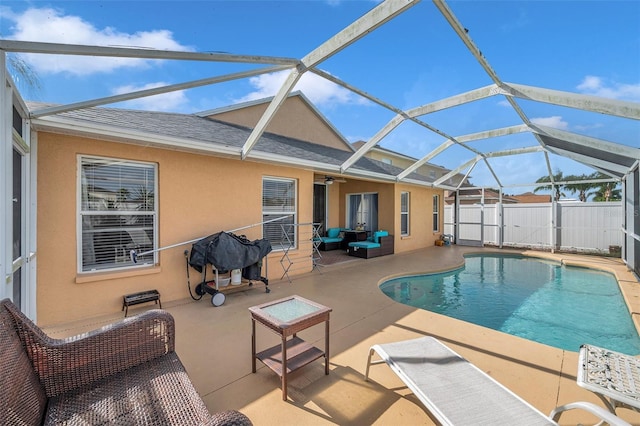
316, 227, 394, 259
3, 289, 636, 425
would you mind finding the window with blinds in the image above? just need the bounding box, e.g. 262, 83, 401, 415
79, 156, 157, 272
262, 177, 296, 250
401, 191, 410, 236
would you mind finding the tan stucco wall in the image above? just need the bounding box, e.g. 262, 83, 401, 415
208, 96, 351, 151
394, 183, 443, 251
36, 132, 314, 325
336, 179, 443, 254
326, 182, 341, 229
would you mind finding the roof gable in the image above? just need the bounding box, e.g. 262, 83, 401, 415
198, 91, 354, 152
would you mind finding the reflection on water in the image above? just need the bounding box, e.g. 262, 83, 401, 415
380, 254, 640, 355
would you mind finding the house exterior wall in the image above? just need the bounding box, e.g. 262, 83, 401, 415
207, 96, 351, 151
337, 179, 443, 253
326, 182, 341, 229
394, 183, 444, 250
36, 132, 314, 325
35, 133, 445, 326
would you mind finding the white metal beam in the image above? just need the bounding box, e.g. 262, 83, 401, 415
340, 114, 405, 173
312, 67, 489, 175
310, 67, 403, 113
241, 0, 420, 160
434, 156, 480, 186
433, 1, 502, 85
484, 146, 543, 158
396, 125, 529, 181
301, 0, 420, 68
1, 51, 9, 295
406, 84, 503, 117
0, 40, 300, 66
397, 139, 454, 180
481, 157, 502, 188
240, 67, 303, 159
530, 124, 640, 159
544, 146, 630, 175
456, 162, 478, 190
504, 82, 640, 120
455, 124, 530, 144
30, 65, 293, 118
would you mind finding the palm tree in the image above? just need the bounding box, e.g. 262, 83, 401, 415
534, 170, 566, 201
589, 182, 622, 201
588, 173, 621, 201
6, 54, 41, 95
563, 174, 594, 202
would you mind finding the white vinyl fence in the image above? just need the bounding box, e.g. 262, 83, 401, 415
444, 202, 623, 254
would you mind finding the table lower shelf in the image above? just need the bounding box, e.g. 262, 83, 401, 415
255, 336, 325, 376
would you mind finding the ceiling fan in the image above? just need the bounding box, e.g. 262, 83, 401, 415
315, 175, 347, 185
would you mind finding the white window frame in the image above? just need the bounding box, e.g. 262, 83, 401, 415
262, 176, 297, 251
346, 192, 378, 232
77, 155, 157, 273
433, 194, 440, 232
401, 191, 410, 236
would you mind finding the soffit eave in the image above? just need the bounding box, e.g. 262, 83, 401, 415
31, 116, 416, 182
31, 117, 244, 157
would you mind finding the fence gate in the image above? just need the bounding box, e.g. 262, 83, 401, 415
457, 204, 483, 246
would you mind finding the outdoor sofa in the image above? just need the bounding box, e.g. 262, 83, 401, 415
0, 298, 251, 425
347, 230, 394, 259
317, 227, 344, 251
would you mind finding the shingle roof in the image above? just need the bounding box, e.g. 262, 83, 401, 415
28, 102, 433, 184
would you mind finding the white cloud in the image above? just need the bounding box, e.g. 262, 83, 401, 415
530, 116, 568, 130
112, 83, 188, 112
234, 70, 365, 107
577, 75, 640, 102
4, 7, 192, 76
574, 122, 604, 132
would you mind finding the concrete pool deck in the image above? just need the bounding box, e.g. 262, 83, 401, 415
44, 246, 640, 425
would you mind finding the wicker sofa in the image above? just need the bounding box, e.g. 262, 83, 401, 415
317, 227, 344, 251
347, 231, 394, 259
0, 298, 251, 425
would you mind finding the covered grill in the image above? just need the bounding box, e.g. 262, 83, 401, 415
186, 231, 272, 306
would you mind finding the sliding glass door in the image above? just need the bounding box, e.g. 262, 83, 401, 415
347, 193, 378, 232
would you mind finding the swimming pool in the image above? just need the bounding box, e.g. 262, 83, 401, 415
380, 254, 640, 355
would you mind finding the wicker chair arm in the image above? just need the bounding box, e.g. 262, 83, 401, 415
12, 307, 175, 397
204, 410, 253, 426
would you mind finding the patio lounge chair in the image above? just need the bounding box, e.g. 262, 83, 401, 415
364, 336, 630, 426
0, 298, 252, 425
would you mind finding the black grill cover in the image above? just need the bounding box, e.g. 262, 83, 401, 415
188, 232, 272, 274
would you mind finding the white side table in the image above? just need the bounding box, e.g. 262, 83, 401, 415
577, 344, 640, 413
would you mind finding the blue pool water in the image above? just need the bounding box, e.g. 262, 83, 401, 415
380, 254, 640, 355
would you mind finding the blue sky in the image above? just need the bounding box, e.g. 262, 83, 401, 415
1, 0, 639, 191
